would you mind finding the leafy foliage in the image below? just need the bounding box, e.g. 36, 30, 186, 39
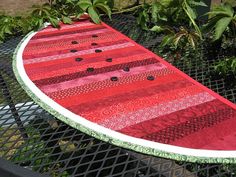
136, 0, 206, 51
214, 57, 236, 78
0, 15, 23, 42
30, 3, 61, 28
77, 0, 112, 24
223, 0, 236, 8
0, 0, 113, 43
204, 2, 236, 41
50, 0, 83, 19
160, 26, 200, 49
221, 34, 236, 52
137, 0, 205, 36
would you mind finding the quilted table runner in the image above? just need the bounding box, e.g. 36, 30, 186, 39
13, 18, 236, 163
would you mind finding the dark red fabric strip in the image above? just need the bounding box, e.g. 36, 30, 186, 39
34, 58, 158, 86
32, 25, 105, 39
119, 99, 226, 138
141, 107, 234, 144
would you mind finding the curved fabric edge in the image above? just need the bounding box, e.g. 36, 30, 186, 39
12, 26, 236, 164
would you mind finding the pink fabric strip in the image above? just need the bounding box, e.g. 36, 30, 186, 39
30, 28, 109, 44
24, 46, 142, 71
25, 51, 148, 75
24, 36, 125, 55
32, 25, 105, 40
24, 31, 118, 51
37, 22, 95, 33
24, 42, 134, 65
41, 63, 167, 93
49, 68, 173, 100
98, 92, 216, 130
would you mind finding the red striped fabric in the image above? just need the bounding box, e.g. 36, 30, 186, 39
22, 20, 236, 150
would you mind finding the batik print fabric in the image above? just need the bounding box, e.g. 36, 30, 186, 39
20, 19, 236, 155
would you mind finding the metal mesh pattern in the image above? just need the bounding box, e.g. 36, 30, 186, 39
0, 14, 235, 177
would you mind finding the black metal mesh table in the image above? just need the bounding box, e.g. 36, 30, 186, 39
0, 14, 235, 177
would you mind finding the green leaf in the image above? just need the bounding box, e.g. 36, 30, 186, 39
173, 33, 185, 47
158, 13, 168, 21
150, 25, 164, 33
160, 34, 174, 47
151, 1, 159, 23
78, 0, 92, 4
183, 0, 202, 39
214, 17, 232, 40
231, 58, 236, 68
203, 15, 223, 33
208, 4, 234, 17
35, 18, 44, 29
43, 9, 51, 16
76, 13, 84, 19
185, 1, 197, 20
62, 16, 72, 24
159, 0, 172, 7
93, 0, 106, 5
188, 35, 196, 49
3, 26, 13, 34
233, 15, 236, 20
0, 32, 4, 42
189, 1, 207, 7
88, 6, 100, 24
78, 3, 91, 11
77, 0, 92, 11
137, 10, 149, 30
49, 17, 59, 28
95, 3, 111, 19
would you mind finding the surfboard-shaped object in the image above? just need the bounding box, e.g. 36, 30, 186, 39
13, 19, 236, 163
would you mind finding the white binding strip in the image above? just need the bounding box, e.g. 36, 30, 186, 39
16, 31, 236, 159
